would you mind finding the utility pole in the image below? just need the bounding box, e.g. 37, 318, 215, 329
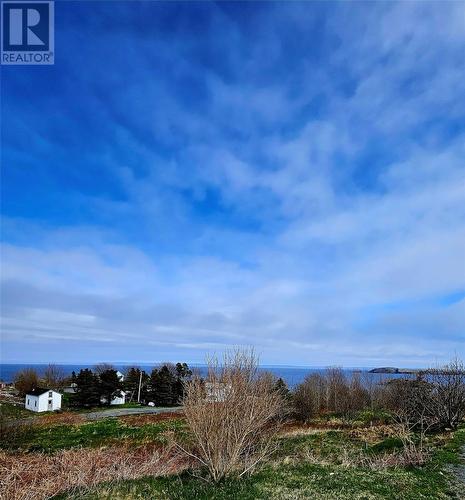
137, 370, 142, 403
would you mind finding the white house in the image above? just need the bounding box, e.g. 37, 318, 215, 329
205, 381, 231, 402
25, 388, 62, 412
110, 390, 127, 405
63, 382, 77, 394
102, 370, 127, 405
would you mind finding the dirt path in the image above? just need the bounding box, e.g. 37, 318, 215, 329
447, 444, 465, 497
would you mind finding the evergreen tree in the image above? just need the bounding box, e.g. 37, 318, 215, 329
124, 367, 149, 402
150, 366, 176, 406
174, 362, 192, 402
75, 369, 101, 407
274, 377, 289, 396
99, 369, 124, 405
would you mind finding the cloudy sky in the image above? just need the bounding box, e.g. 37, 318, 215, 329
1, 1, 464, 366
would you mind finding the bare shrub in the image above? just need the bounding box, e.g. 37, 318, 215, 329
293, 369, 371, 422
326, 367, 349, 413
293, 374, 326, 422
426, 357, 465, 430
380, 357, 465, 432
0, 444, 188, 500
14, 368, 39, 397
180, 348, 285, 482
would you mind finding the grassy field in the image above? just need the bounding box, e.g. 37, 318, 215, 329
1, 416, 185, 453
54, 421, 464, 499
2, 410, 464, 499
0, 401, 32, 419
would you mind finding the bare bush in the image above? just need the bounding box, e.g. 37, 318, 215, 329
381, 377, 438, 436
426, 357, 465, 430
293, 374, 326, 422
0, 444, 188, 500
180, 348, 285, 482
13, 368, 39, 397
294, 369, 371, 422
380, 357, 465, 432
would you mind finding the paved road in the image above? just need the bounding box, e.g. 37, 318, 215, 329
84, 406, 183, 420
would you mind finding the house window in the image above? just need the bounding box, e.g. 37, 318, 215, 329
35, 401, 37, 407
49, 391, 53, 397
27, 399, 30, 405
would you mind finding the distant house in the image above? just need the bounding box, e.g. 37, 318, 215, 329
25, 388, 62, 412
205, 381, 231, 402
63, 382, 77, 394
102, 370, 126, 405
109, 391, 127, 405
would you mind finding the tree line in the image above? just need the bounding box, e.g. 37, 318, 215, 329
13, 362, 193, 408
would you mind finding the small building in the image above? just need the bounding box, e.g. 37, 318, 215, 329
25, 388, 62, 412
110, 390, 127, 405
63, 382, 77, 394
205, 381, 231, 402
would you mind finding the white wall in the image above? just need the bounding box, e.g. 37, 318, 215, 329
25, 395, 39, 412
110, 391, 126, 405
25, 391, 62, 412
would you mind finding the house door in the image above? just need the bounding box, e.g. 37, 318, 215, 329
48, 399, 53, 410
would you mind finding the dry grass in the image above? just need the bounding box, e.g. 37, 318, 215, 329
347, 424, 400, 444
32, 412, 85, 427
119, 412, 184, 427
0, 444, 190, 500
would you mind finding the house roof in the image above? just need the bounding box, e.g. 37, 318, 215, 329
26, 388, 54, 396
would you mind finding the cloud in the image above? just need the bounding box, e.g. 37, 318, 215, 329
1, 2, 464, 365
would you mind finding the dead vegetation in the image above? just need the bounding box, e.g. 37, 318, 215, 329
0, 443, 190, 500
180, 348, 286, 482
120, 411, 184, 427
32, 412, 85, 427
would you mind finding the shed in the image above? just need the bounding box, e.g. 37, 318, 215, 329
25, 388, 62, 412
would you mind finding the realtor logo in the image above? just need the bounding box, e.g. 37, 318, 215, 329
1, 1, 54, 64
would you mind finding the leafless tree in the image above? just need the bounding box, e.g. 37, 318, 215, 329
180, 348, 285, 482
42, 364, 65, 389
93, 363, 115, 376
325, 367, 350, 414
14, 368, 39, 396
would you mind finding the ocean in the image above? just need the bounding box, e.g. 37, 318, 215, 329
0, 363, 409, 387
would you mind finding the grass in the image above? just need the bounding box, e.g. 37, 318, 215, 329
2, 417, 185, 452
0, 401, 31, 419
57, 459, 454, 499
56, 424, 465, 499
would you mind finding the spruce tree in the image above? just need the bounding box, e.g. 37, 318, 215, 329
99, 369, 124, 405
75, 369, 101, 407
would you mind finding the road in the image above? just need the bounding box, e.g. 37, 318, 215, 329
84, 406, 182, 420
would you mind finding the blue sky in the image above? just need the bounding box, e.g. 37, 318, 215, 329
1, 1, 464, 366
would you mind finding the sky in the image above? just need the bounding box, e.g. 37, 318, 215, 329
1, 1, 464, 367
